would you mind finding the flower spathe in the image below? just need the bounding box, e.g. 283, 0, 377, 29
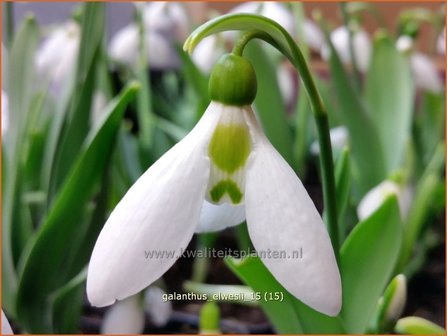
87, 54, 341, 317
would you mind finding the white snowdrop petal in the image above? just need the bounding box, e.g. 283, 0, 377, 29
410, 52, 443, 93
277, 63, 295, 107
2, 91, 9, 135
396, 35, 413, 53
144, 286, 172, 327
36, 21, 80, 83
437, 28, 445, 55
101, 295, 145, 334
109, 24, 139, 66
243, 107, 342, 316
321, 26, 371, 73
2, 310, 13, 335
87, 103, 222, 307
310, 126, 348, 155
357, 181, 400, 221
146, 32, 180, 70
195, 201, 245, 233
303, 19, 324, 52
192, 35, 225, 74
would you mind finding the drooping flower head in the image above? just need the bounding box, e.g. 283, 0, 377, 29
87, 51, 341, 316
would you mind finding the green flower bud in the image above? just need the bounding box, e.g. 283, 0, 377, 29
209, 53, 257, 106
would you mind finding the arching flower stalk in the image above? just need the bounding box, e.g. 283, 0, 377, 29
88, 14, 342, 317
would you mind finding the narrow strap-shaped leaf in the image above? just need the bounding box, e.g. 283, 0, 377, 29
340, 195, 403, 333
324, 30, 387, 195
2, 15, 39, 317
365, 34, 414, 173
49, 3, 106, 197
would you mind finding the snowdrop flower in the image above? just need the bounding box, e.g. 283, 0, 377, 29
87, 53, 341, 316
437, 28, 445, 55
36, 21, 80, 84
144, 286, 172, 327
310, 126, 348, 155
2, 310, 13, 334
109, 2, 189, 70
357, 180, 412, 221
321, 26, 371, 73
396, 36, 443, 93
2, 91, 9, 135
101, 294, 145, 334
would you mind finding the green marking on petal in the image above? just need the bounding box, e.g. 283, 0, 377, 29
210, 179, 243, 204
208, 123, 251, 173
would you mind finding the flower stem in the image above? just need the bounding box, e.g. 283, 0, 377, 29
232, 31, 340, 261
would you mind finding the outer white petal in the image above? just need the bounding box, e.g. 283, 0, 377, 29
437, 28, 445, 55
195, 201, 245, 233
357, 181, 400, 221
2, 311, 13, 334
192, 35, 225, 74
2, 91, 9, 135
144, 286, 172, 327
396, 35, 414, 54
242, 107, 342, 316
310, 126, 348, 155
101, 295, 145, 334
303, 19, 324, 52
87, 102, 221, 307
109, 24, 139, 66
321, 26, 371, 73
277, 63, 296, 108
146, 32, 180, 70
36, 21, 79, 83
410, 52, 443, 93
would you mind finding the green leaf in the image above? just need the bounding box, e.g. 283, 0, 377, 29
413, 92, 445, 174
50, 3, 105, 197
226, 255, 346, 333
2, 15, 39, 316
365, 34, 414, 173
325, 31, 386, 195
51, 269, 87, 333
334, 147, 351, 242
225, 256, 303, 333
244, 42, 294, 165
15, 83, 139, 332
340, 195, 403, 333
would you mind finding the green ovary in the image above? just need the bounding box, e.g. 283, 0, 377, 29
208, 124, 251, 174
210, 179, 243, 204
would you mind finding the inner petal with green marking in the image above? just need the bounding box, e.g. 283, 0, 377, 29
206, 106, 252, 205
